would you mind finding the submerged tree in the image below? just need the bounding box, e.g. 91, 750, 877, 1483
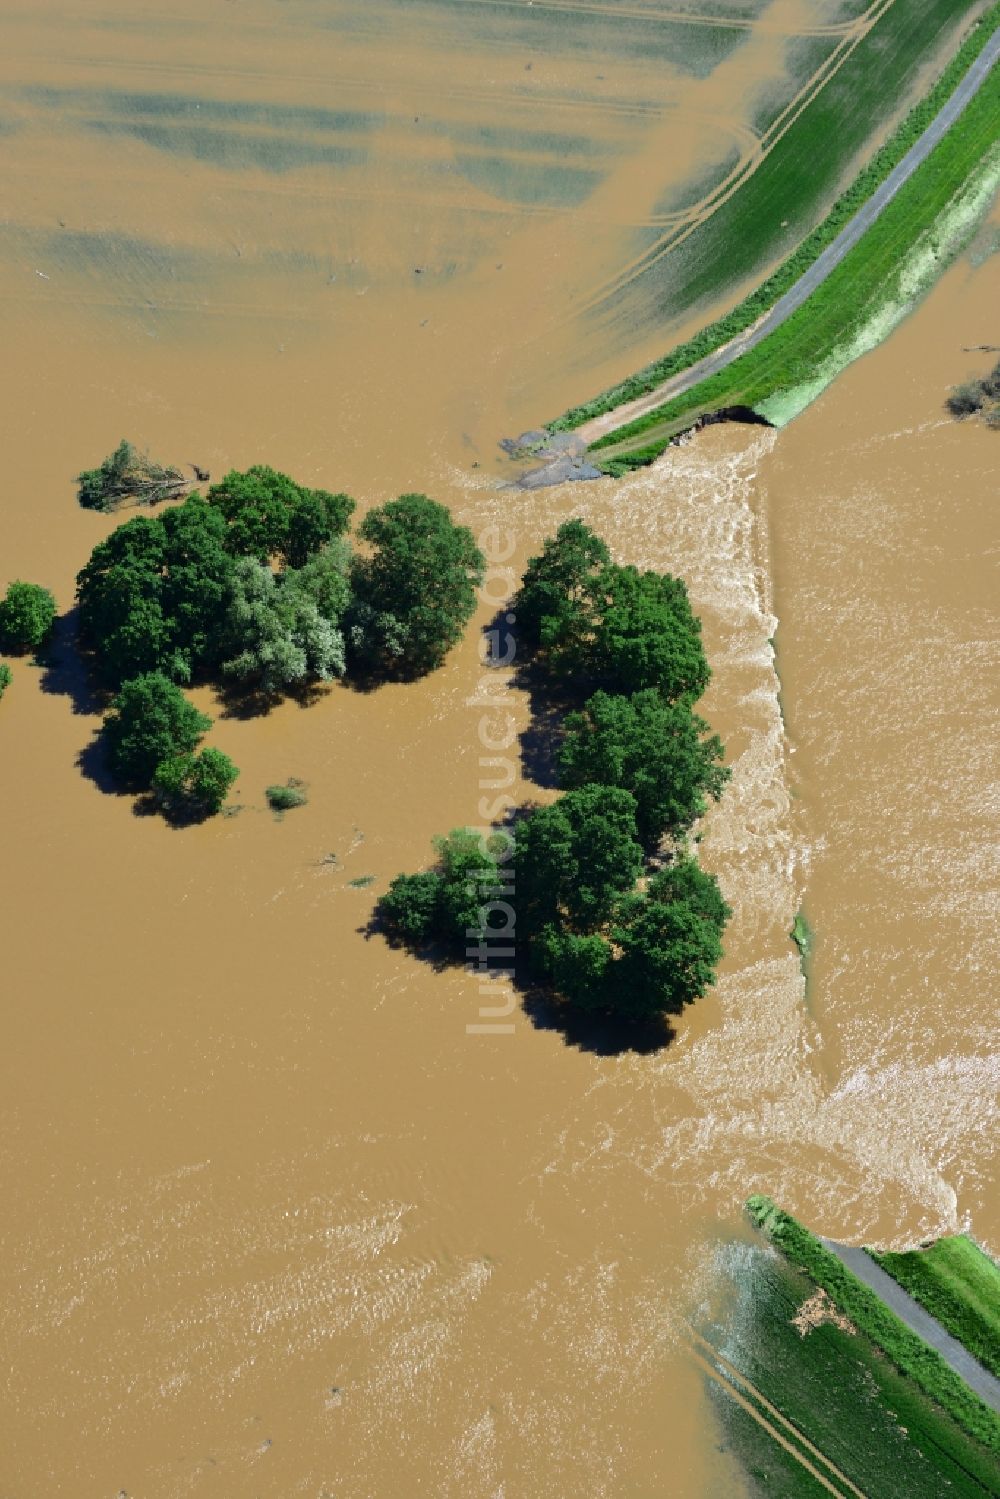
514, 784, 644, 943
514, 518, 611, 665
380, 828, 507, 948
77, 440, 191, 511
101, 672, 211, 788
608, 858, 731, 1021
514, 520, 710, 701
558, 689, 729, 847
0, 581, 57, 653
219, 557, 346, 697
349, 494, 485, 678
593, 565, 709, 701
152, 746, 239, 819
207, 466, 354, 567
76, 500, 236, 685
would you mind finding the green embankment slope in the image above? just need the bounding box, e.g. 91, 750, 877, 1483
870, 1236, 1000, 1380
747, 1196, 1000, 1459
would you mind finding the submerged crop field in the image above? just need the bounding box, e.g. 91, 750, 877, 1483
703, 1215, 1000, 1498
589, 22, 1000, 469
568, 0, 982, 392
4, 0, 963, 411
553, 0, 1000, 430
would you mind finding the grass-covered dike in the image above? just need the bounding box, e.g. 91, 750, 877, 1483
871, 1236, 1000, 1380
746, 1195, 1000, 1457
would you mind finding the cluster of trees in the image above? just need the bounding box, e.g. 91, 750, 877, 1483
77, 470, 484, 695
380, 520, 732, 1027
74, 468, 485, 817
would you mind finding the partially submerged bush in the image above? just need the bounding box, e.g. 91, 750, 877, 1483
266, 780, 308, 811
0, 662, 11, 699
947, 361, 1000, 422
0, 580, 57, 652
946, 381, 986, 418
153, 747, 239, 820
78, 440, 190, 511
381, 829, 507, 947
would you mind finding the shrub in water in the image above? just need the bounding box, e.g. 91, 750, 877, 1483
266, 781, 308, 811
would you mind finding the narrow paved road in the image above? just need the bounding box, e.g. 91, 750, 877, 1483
581, 25, 1000, 446
821, 1238, 1000, 1414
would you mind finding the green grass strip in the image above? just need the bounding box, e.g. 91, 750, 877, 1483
870, 1237, 1000, 1380
746, 1196, 1000, 1456
591, 54, 1000, 470
548, 1, 1000, 433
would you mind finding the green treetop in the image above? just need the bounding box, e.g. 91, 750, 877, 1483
380, 828, 507, 948
558, 689, 729, 847
101, 672, 211, 787
207, 465, 354, 567
220, 556, 346, 697
514, 784, 644, 941
594, 565, 709, 701
349, 494, 485, 678
514, 521, 710, 701
0, 581, 57, 652
608, 857, 731, 1020
76, 501, 234, 684
514, 518, 611, 662
152, 747, 239, 820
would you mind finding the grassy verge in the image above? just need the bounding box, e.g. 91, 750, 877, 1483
870, 1236, 1000, 1379
548, 1, 1000, 435
592, 52, 1000, 471
746, 1196, 1000, 1458
706, 1238, 1000, 1497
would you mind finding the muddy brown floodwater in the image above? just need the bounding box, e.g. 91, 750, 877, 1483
0, 1, 997, 1495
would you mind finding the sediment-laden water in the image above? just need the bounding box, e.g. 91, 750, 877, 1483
0, 1, 997, 1493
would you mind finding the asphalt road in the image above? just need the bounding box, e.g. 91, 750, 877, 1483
581, 26, 1000, 446
821, 1237, 1000, 1414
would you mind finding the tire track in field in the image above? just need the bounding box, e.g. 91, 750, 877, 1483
569, 0, 897, 320
435, 0, 865, 34
690, 1344, 863, 1497
689, 1328, 870, 1498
